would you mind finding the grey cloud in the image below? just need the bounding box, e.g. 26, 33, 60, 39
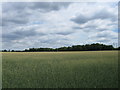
72, 27, 82, 29
29, 2, 71, 11
2, 17, 29, 26
111, 36, 118, 39
40, 39, 59, 44
95, 32, 117, 39
0, 17, 1, 26
14, 30, 37, 36
56, 31, 74, 35
2, 34, 21, 41
2, 2, 71, 26
93, 9, 116, 21
2, 2, 27, 12
90, 31, 118, 43
2, 2, 71, 12
72, 24, 97, 31
92, 32, 111, 38
39, 38, 71, 48
2, 9, 30, 26
2, 29, 46, 42
71, 9, 116, 24
96, 29, 108, 32
96, 39, 110, 43
71, 14, 90, 24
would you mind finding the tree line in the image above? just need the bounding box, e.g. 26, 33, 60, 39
2, 43, 120, 52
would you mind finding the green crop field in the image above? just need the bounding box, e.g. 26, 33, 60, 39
2, 51, 118, 88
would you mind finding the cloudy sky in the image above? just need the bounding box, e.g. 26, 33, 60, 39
1, 2, 118, 50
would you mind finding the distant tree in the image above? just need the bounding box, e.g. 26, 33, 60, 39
25, 49, 28, 52
3, 49, 7, 52
118, 47, 120, 50
6, 43, 115, 52
11, 50, 15, 52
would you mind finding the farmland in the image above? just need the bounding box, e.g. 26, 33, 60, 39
2, 51, 118, 88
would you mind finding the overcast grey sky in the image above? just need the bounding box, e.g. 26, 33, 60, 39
1, 2, 118, 50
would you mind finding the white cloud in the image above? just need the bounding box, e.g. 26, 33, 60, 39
2, 2, 118, 50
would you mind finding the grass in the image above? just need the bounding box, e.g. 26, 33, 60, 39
2, 51, 118, 88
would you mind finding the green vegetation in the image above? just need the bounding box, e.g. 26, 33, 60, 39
2, 43, 119, 52
2, 51, 118, 88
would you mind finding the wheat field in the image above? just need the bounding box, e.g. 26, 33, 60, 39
2, 51, 118, 88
